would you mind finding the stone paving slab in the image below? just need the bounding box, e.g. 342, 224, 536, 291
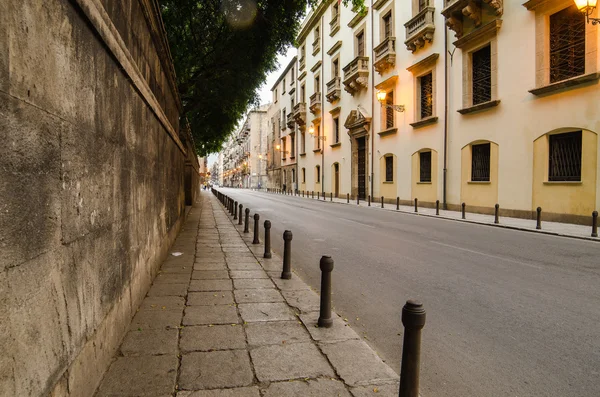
300, 312, 360, 342
350, 382, 400, 397
189, 279, 233, 291
140, 296, 185, 311
187, 291, 234, 306
238, 302, 297, 322
245, 321, 310, 346
183, 305, 239, 325
121, 328, 179, 356
234, 288, 284, 303
191, 270, 230, 280
262, 379, 352, 397
193, 262, 228, 270
179, 350, 254, 390
129, 309, 182, 331
180, 325, 246, 352
232, 278, 275, 289
282, 289, 321, 313
177, 387, 260, 397
95, 356, 178, 397
227, 261, 263, 270
270, 276, 311, 291
250, 342, 335, 382
153, 272, 192, 284
146, 282, 189, 297
230, 270, 269, 279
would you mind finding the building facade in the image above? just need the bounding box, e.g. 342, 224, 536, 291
222, 105, 270, 188
266, 0, 599, 223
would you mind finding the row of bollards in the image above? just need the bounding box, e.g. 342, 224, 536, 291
262, 188, 599, 237
213, 187, 427, 397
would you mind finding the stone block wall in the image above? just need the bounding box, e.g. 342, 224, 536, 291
0, 0, 197, 395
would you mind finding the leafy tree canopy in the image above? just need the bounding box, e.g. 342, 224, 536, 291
161, 0, 365, 156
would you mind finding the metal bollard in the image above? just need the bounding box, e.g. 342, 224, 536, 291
281, 230, 293, 279
238, 204, 243, 225
330, 192, 333, 202
397, 197, 400, 211
494, 204, 500, 224
381, 196, 384, 208
312, 191, 314, 199
234, 201, 238, 220
253, 213, 260, 244
264, 221, 272, 258
317, 256, 334, 328
357, 195, 360, 205
347, 193, 350, 204
414, 198, 418, 213
592, 211, 598, 237
244, 208, 250, 233
536, 207, 542, 230
398, 300, 426, 397
303, 190, 305, 197
462, 203, 466, 219
368, 195, 371, 206
436, 200, 440, 215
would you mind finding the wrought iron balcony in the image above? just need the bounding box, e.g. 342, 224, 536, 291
326, 77, 341, 103
405, 7, 435, 52
374, 37, 396, 74
292, 102, 306, 126
287, 112, 295, 129
342, 56, 369, 95
309, 92, 321, 114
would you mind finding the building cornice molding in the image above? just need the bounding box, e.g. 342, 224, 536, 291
373, 0, 391, 10
453, 19, 502, 48
407, 53, 440, 74
327, 40, 343, 55
297, 0, 333, 45
348, 8, 369, 28
311, 61, 323, 73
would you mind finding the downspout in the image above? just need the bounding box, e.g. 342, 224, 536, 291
443, 21, 449, 209
370, 0, 375, 199
295, 58, 299, 193
321, 14, 325, 196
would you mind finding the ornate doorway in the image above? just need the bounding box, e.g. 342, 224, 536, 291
344, 108, 371, 200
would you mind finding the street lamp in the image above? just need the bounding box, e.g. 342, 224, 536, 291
376, 90, 405, 113
574, 0, 600, 24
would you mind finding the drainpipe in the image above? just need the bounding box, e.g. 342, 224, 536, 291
295, 58, 299, 193
322, 14, 325, 196
443, 21, 449, 210
370, 0, 375, 199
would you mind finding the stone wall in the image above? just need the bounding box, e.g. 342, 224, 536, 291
0, 0, 198, 395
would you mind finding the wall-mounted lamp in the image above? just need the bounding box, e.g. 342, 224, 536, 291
308, 124, 326, 141
575, 0, 600, 24
376, 90, 405, 113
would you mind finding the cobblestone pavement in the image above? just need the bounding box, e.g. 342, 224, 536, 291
94, 192, 399, 396
266, 190, 599, 241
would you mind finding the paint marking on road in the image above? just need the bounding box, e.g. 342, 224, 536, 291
340, 218, 376, 229
430, 241, 542, 270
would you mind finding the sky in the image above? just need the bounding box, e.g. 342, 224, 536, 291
207, 46, 297, 168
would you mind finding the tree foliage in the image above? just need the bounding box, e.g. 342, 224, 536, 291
161, 0, 365, 156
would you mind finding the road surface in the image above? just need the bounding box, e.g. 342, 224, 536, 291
214, 189, 600, 397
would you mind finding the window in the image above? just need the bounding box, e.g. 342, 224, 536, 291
385, 90, 394, 129
316, 124, 321, 149
291, 134, 295, 157
357, 31, 365, 57
315, 75, 320, 92
420, 151, 432, 183
333, 117, 340, 143
291, 97, 295, 109
471, 143, 491, 182
282, 108, 286, 128
333, 59, 339, 77
292, 169, 296, 183
315, 26, 320, 42
385, 156, 394, 182
283, 78, 286, 93
301, 84, 305, 102
419, 0, 428, 12
472, 45, 492, 105
282, 138, 287, 158
274, 89, 278, 102
302, 167, 306, 183
301, 130, 306, 153
301, 45, 306, 59
420, 73, 433, 119
550, 6, 585, 84
291, 68, 294, 84
316, 165, 321, 183
383, 12, 392, 39
549, 131, 582, 181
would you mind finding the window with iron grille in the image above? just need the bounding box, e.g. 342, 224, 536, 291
420, 73, 433, 119
316, 165, 321, 183
419, 0, 428, 12
549, 131, 582, 181
282, 109, 286, 126
386, 91, 394, 129
383, 12, 392, 39
302, 168, 306, 183
420, 151, 432, 182
291, 134, 295, 157
472, 45, 492, 105
385, 156, 394, 182
550, 6, 585, 83
333, 117, 340, 143
357, 32, 365, 57
471, 143, 491, 182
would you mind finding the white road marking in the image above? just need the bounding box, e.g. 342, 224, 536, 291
430, 241, 541, 269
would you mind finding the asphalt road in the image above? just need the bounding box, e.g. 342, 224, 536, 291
214, 188, 600, 397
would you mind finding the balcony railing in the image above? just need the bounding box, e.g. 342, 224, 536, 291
342, 56, 369, 95
405, 7, 435, 52
326, 77, 341, 103
374, 36, 396, 74
292, 103, 306, 126
287, 112, 295, 129
309, 92, 321, 114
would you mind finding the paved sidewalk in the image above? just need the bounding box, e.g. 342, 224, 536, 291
94, 191, 399, 397
268, 191, 599, 242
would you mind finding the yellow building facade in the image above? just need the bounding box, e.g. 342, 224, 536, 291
268, 0, 600, 223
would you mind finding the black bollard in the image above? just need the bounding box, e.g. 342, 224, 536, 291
536, 207, 542, 230
592, 211, 598, 238
317, 256, 334, 328
494, 204, 500, 224
312, 191, 314, 199
368, 195, 371, 206
244, 208, 250, 233
238, 204, 243, 225
347, 193, 350, 204
281, 231, 293, 279
252, 213, 260, 244
436, 200, 440, 215
303, 190, 305, 197
397, 197, 400, 211
414, 198, 418, 213
330, 192, 333, 202
398, 300, 426, 397
234, 201, 238, 220
264, 220, 272, 258
462, 203, 466, 219
381, 196, 384, 208
357, 195, 360, 205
